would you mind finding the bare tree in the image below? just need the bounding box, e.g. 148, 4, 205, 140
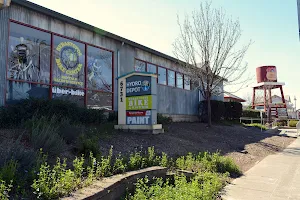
173, 1, 252, 127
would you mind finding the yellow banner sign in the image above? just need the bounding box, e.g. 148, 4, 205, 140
126, 95, 152, 110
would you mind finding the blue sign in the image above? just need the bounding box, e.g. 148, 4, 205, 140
126, 76, 151, 97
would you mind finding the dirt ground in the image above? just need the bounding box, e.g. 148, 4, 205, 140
99, 122, 295, 173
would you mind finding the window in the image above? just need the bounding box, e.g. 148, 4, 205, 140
158, 67, 167, 85
6, 21, 114, 109
87, 46, 113, 92
53, 35, 85, 88
134, 60, 146, 72
176, 73, 183, 89
184, 76, 191, 90
168, 70, 175, 87
6, 81, 49, 105
147, 63, 157, 74
86, 91, 113, 110
8, 22, 51, 83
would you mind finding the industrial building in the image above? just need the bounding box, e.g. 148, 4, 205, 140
0, 0, 224, 122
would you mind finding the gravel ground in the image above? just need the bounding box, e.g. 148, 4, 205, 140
99, 122, 295, 173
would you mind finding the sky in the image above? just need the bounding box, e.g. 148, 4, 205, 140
29, 0, 300, 108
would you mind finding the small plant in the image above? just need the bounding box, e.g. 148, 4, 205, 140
112, 153, 126, 174
28, 116, 65, 156
157, 114, 172, 125
0, 180, 13, 200
85, 152, 96, 186
73, 156, 85, 186
128, 150, 144, 170
95, 146, 113, 178
31, 158, 77, 199
77, 134, 100, 157
0, 160, 18, 184
160, 152, 168, 167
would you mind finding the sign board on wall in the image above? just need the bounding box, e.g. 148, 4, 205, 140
117, 72, 158, 126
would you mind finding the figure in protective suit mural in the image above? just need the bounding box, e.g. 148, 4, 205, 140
8, 37, 50, 83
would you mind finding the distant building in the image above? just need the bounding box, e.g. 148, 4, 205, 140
271, 95, 296, 119
224, 92, 246, 103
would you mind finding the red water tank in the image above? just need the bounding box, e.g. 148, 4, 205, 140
256, 66, 277, 83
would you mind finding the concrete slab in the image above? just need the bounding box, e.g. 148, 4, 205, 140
222, 137, 300, 200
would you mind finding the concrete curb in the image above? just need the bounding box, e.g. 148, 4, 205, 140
62, 166, 167, 200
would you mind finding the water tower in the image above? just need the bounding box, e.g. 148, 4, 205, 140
251, 66, 288, 119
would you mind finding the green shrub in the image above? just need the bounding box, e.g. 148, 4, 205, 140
32, 158, 78, 199
58, 118, 83, 144
76, 134, 100, 157
157, 114, 172, 125
28, 116, 65, 156
199, 100, 225, 122
107, 111, 118, 122
0, 98, 106, 129
243, 123, 267, 130
126, 172, 227, 200
289, 120, 299, 127
242, 109, 265, 118
0, 180, 13, 200
275, 119, 288, 127
224, 102, 243, 120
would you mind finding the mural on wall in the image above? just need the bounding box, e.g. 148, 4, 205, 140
8, 23, 51, 83
87, 46, 113, 92
53, 36, 85, 88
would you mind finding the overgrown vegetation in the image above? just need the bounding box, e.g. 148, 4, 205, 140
0, 99, 241, 199
126, 173, 228, 200
243, 123, 267, 130
0, 98, 107, 129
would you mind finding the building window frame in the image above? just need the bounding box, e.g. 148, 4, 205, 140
134, 58, 192, 90
6, 19, 114, 110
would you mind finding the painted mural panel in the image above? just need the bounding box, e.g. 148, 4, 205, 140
53, 35, 85, 88
87, 46, 112, 92
8, 22, 51, 83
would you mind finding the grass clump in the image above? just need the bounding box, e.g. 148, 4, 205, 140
175, 152, 241, 177
243, 123, 267, 130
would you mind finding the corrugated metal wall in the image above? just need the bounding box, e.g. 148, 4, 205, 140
157, 86, 199, 115
0, 7, 9, 106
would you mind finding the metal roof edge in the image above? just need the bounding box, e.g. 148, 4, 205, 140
117, 71, 156, 79
12, 0, 180, 64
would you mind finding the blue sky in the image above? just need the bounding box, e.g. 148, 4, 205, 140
29, 0, 300, 107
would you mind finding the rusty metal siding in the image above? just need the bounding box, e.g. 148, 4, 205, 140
0, 7, 9, 106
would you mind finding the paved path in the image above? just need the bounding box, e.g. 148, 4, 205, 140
279, 128, 299, 138
222, 136, 300, 200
